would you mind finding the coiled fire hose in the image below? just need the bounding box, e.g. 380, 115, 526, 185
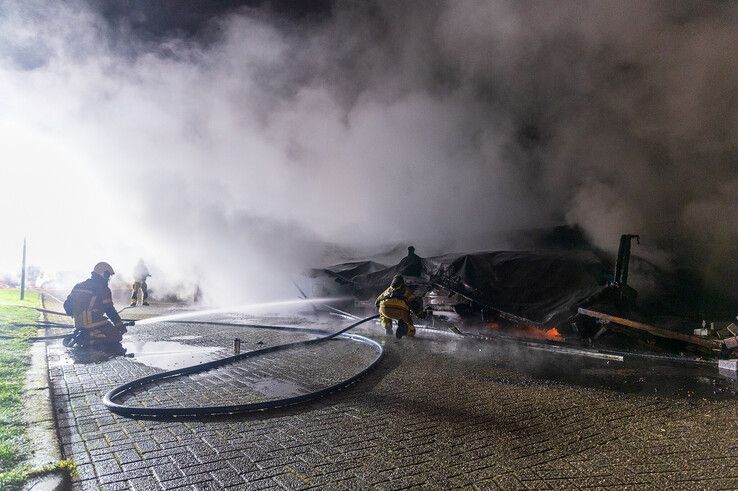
102, 314, 382, 419
13, 304, 384, 417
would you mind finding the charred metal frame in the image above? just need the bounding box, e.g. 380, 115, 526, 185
614, 234, 640, 288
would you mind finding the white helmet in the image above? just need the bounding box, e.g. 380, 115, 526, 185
92, 262, 115, 279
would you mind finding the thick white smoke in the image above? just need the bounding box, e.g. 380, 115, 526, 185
0, 1, 736, 303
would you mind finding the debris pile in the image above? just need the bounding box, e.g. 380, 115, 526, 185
307, 235, 738, 359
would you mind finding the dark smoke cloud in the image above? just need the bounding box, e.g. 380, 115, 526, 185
1, 0, 736, 302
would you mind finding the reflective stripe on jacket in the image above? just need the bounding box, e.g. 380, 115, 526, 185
65, 276, 121, 329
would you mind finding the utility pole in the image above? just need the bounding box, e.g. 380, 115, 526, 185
20, 238, 26, 300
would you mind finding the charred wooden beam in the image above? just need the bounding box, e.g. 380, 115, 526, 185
577, 307, 722, 350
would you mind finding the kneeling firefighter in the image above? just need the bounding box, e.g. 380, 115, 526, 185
63, 262, 128, 349
375, 275, 423, 339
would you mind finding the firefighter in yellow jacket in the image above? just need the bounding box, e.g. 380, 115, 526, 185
375, 275, 421, 339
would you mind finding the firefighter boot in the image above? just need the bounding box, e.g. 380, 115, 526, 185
380, 315, 393, 336
396, 321, 408, 339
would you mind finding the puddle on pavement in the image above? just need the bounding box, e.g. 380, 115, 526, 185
122, 341, 223, 370
248, 378, 305, 398
515, 354, 738, 400
56, 347, 127, 366
416, 333, 738, 400
568, 362, 738, 399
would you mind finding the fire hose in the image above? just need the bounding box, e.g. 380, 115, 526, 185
19, 302, 716, 367
14, 305, 385, 417
102, 314, 382, 419
12, 303, 146, 343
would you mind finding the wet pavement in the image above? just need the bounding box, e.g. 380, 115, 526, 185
460, 337, 738, 401
42, 297, 738, 490
120, 341, 223, 371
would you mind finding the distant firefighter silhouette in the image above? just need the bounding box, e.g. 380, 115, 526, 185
397, 246, 422, 277
131, 259, 151, 306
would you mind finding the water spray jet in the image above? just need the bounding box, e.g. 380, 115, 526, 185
133, 297, 351, 325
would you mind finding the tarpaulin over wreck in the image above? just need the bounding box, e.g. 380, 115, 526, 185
307, 260, 388, 283
310, 250, 609, 326
432, 251, 608, 325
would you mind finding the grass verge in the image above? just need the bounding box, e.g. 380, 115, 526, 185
0, 289, 76, 489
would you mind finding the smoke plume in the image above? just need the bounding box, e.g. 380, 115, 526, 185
0, 0, 736, 302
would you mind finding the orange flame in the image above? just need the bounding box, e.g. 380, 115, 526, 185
487, 323, 564, 342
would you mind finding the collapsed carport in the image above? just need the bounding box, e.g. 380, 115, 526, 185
306, 246, 737, 358
308, 249, 608, 326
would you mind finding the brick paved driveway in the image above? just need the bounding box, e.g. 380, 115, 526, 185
45, 300, 738, 490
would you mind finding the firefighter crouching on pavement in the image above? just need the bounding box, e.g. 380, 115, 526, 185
63, 262, 127, 348
376, 275, 423, 339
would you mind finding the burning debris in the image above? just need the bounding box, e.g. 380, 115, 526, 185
307, 236, 738, 359
487, 322, 565, 343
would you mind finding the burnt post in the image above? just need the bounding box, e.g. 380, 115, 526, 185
614, 234, 640, 308
614, 234, 640, 287
20, 238, 27, 301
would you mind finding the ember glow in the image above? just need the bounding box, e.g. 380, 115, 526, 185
488, 323, 565, 343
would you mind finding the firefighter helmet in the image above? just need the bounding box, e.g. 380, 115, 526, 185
92, 262, 115, 279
